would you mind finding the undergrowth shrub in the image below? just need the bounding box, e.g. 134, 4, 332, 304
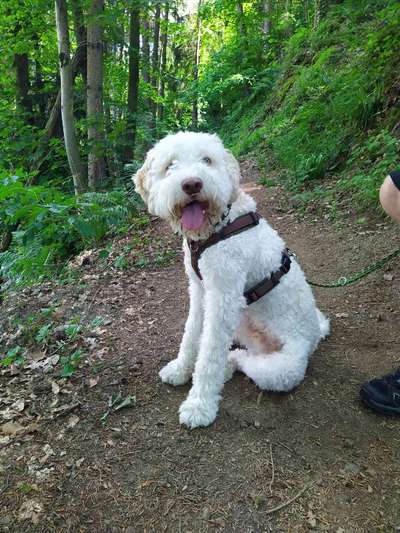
213, 1, 400, 206
337, 130, 400, 206
0, 173, 142, 289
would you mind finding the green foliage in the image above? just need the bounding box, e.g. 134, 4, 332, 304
337, 130, 400, 206
199, 0, 400, 209
59, 349, 83, 378
0, 346, 24, 367
0, 174, 143, 288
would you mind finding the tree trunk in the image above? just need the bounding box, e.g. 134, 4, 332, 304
158, 1, 169, 122
192, 0, 202, 130
87, 0, 106, 190
236, 2, 246, 36
150, 1, 161, 126
30, 44, 87, 178
313, 0, 320, 28
261, 0, 270, 35
124, 3, 140, 162
14, 52, 33, 118
33, 34, 46, 122
55, 0, 86, 195
142, 18, 150, 85
71, 0, 87, 84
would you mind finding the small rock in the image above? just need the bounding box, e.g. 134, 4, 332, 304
254, 420, 261, 429
343, 463, 360, 475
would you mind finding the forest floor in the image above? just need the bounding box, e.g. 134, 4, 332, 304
1, 162, 400, 532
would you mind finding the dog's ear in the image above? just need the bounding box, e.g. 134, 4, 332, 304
224, 149, 241, 201
133, 149, 155, 203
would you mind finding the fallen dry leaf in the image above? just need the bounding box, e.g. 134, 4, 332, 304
12, 398, 25, 412
67, 415, 80, 429
18, 500, 43, 524
1, 420, 25, 436
51, 381, 60, 395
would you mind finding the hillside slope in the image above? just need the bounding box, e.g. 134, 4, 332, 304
210, 1, 400, 209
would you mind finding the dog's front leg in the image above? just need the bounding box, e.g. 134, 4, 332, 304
179, 279, 245, 428
159, 277, 204, 386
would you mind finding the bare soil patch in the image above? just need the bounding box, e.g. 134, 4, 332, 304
1, 171, 400, 532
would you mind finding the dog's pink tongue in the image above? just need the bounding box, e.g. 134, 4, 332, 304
181, 201, 205, 231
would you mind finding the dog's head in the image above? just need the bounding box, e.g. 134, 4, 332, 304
133, 132, 241, 239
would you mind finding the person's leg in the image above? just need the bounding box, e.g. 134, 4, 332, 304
360, 171, 400, 415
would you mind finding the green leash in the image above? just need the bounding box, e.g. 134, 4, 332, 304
304, 248, 400, 288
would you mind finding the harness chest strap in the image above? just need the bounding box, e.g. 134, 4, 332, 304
188, 211, 291, 305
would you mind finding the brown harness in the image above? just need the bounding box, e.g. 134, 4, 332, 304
188, 212, 292, 305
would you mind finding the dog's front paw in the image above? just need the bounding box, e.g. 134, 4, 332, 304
179, 396, 218, 429
159, 359, 191, 386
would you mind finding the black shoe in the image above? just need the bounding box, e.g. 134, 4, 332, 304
360, 368, 400, 416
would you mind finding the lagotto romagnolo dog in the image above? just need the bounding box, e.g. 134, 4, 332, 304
133, 131, 329, 428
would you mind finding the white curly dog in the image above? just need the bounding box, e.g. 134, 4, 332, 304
134, 131, 329, 429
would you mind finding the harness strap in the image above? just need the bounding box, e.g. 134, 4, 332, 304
188, 212, 291, 305
244, 252, 291, 305
189, 212, 261, 279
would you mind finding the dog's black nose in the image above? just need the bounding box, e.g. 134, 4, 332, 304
182, 178, 203, 196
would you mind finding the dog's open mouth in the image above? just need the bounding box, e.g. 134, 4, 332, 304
180, 200, 209, 231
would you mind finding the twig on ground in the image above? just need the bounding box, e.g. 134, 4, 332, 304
269, 441, 275, 495
87, 287, 102, 312
54, 401, 81, 418
276, 441, 296, 455
265, 481, 316, 515
163, 499, 176, 516
0, 474, 10, 496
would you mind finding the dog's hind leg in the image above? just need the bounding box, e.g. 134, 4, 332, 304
230, 338, 312, 392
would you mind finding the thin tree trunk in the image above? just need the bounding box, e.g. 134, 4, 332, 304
313, 0, 320, 28
71, 0, 87, 84
151, 1, 161, 126
33, 34, 46, 122
192, 0, 202, 130
261, 0, 270, 35
87, 0, 106, 189
158, 1, 169, 122
124, 3, 140, 162
30, 45, 87, 177
142, 19, 150, 84
55, 0, 86, 195
14, 52, 32, 118
236, 2, 246, 36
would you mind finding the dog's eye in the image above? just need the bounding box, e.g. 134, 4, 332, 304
203, 157, 212, 165
165, 162, 173, 173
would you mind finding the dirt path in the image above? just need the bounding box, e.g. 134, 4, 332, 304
1, 170, 400, 532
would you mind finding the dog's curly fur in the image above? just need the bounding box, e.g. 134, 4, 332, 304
134, 131, 329, 428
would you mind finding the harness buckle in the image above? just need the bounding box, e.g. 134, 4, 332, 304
249, 290, 259, 302
281, 256, 291, 274
249, 212, 260, 225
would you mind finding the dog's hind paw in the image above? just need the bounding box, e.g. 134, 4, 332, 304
159, 359, 191, 386
179, 396, 218, 429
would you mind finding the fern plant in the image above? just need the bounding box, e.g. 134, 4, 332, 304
0, 173, 143, 289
